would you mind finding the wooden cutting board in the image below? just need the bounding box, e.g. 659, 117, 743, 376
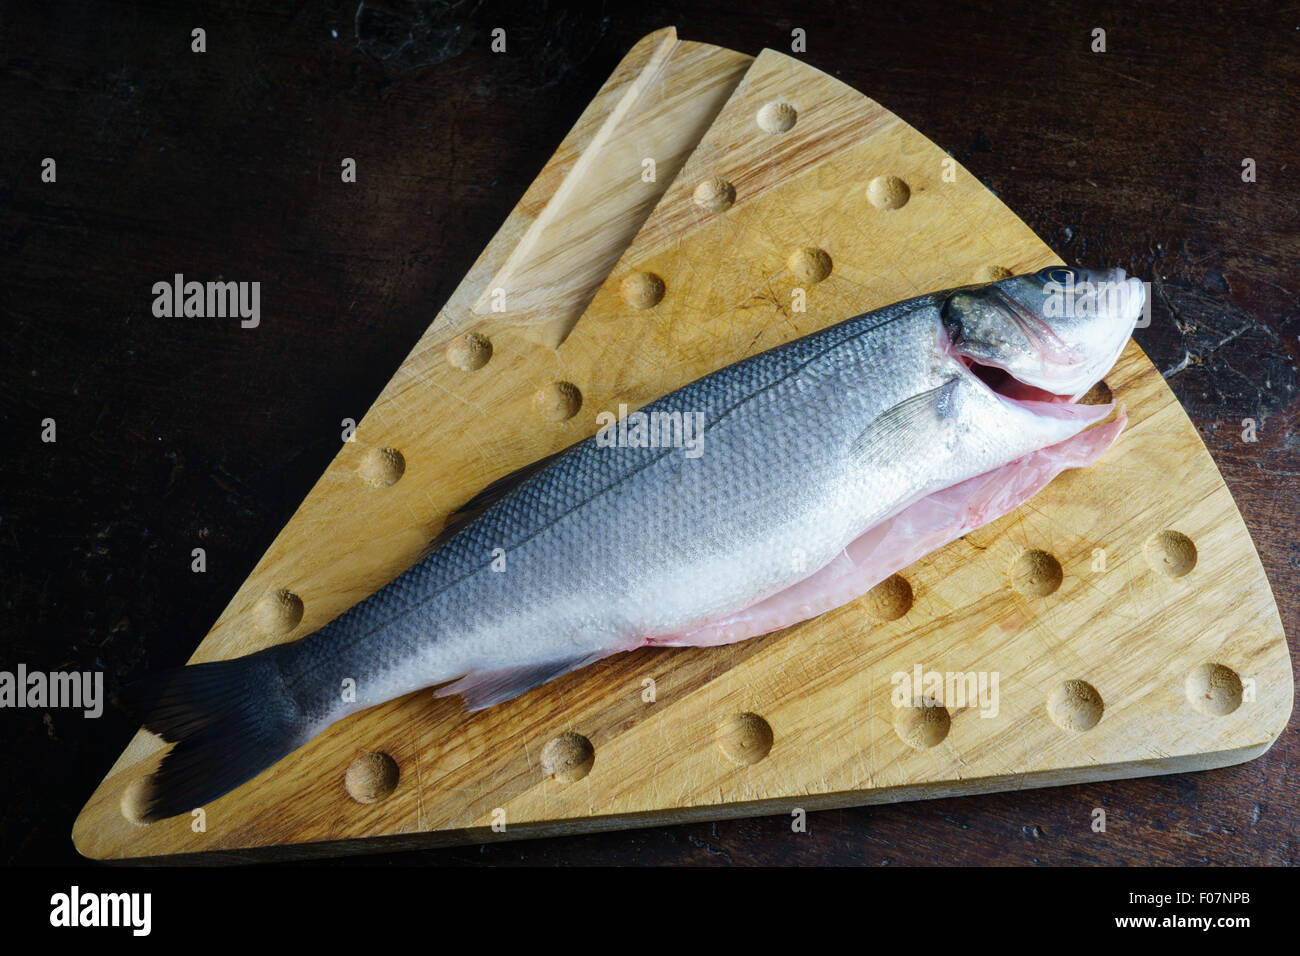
73, 27, 1292, 861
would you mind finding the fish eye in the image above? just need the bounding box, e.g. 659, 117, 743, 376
1038, 266, 1076, 285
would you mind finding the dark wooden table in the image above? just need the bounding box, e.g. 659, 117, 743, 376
2, 0, 1295, 865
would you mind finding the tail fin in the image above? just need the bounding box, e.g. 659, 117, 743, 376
123, 647, 311, 822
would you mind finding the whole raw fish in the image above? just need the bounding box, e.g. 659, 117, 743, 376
133, 266, 1144, 820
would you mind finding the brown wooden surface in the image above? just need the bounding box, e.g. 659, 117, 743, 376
3, 0, 1297, 865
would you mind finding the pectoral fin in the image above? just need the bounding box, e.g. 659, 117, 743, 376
848, 378, 960, 467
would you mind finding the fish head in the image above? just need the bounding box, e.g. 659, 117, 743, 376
941, 266, 1144, 400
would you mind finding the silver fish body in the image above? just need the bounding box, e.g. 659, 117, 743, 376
134, 266, 1143, 819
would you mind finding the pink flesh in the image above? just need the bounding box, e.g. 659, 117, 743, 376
647, 404, 1127, 648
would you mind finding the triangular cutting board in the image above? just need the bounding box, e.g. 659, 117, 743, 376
74, 28, 1291, 861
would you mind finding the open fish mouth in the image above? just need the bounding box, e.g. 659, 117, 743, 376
942, 267, 1144, 403
965, 287, 1075, 397
960, 355, 1078, 404
942, 326, 1111, 422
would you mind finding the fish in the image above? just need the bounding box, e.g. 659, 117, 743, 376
129, 265, 1145, 820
